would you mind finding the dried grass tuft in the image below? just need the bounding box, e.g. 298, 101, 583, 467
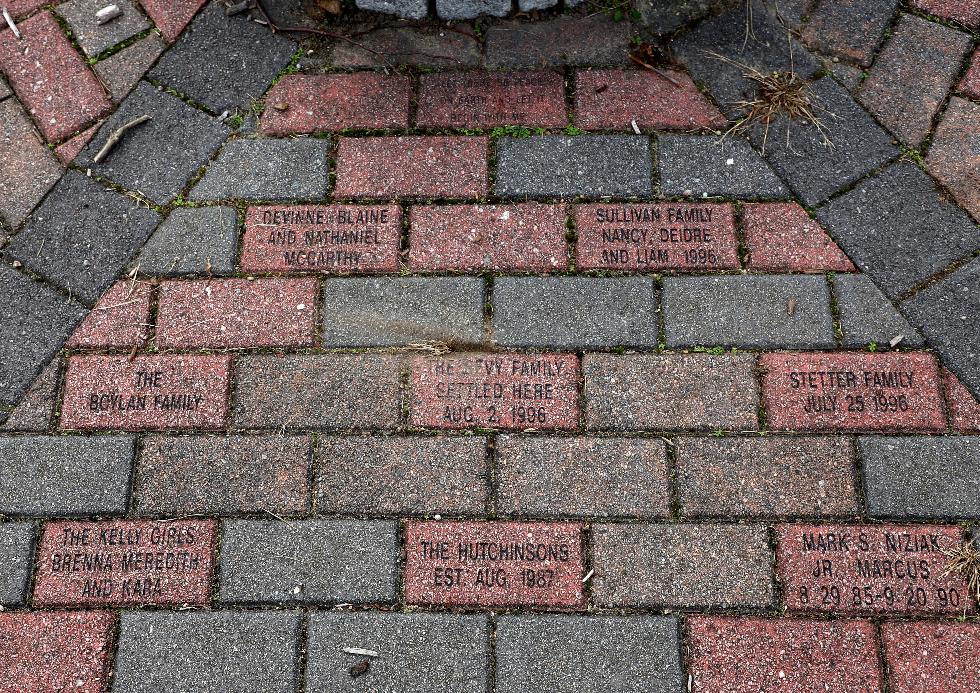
395, 341, 452, 356
942, 539, 980, 603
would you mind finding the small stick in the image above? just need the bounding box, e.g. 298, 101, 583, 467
2, 7, 21, 39
93, 115, 151, 164
96, 4, 122, 24
343, 647, 379, 657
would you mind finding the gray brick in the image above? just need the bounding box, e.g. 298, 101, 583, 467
135, 206, 239, 276
496, 135, 651, 199
306, 612, 490, 693
0, 99, 62, 228
219, 519, 399, 604
321, 277, 484, 347
113, 611, 300, 693
331, 25, 482, 69
804, 0, 897, 66
315, 435, 488, 516
833, 274, 924, 348
190, 138, 330, 201
816, 162, 980, 299
492, 277, 658, 349
519, 0, 558, 9
355, 0, 428, 18
57, 0, 151, 57
486, 14, 631, 68
0, 358, 60, 431
93, 33, 167, 101
861, 436, 980, 520
437, 0, 510, 19
0, 436, 133, 515
658, 135, 789, 199
636, 0, 715, 34
591, 523, 774, 608
496, 615, 682, 693
0, 521, 34, 605
663, 274, 835, 348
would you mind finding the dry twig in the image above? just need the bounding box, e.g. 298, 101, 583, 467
93, 115, 152, 164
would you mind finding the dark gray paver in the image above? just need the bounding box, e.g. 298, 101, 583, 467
804, 0, 898, 66
306, 612, 490, 693
321, 277, 484, 347
218, 519, 399, 604
832, 273, 924, 348
57, 0, 151, 57
113, 611, 300, 693
495, 135, 652, 199
437, 0, 509, 18
331, 24, 483, 68
0, 436, 133, 515
861, 436, 980, 520
816, 162, 980, 300
75, 82, 229, 205
0, 358, 60, 431
750, 77, 897, 206
0, 99, 63, 228
355, 0, 427, 18
830, 62, 864, 91
93, 33, 167, 101
0, 521, 34, 605
492, 277, 658, 349
134, 206, 238, 275
658, 135, 789, 199
485, 14, 631, 68
0, 264, 86, 406
148, 3, 295, 113
636, 0, 715, 34
495, 615, 683, 693
0, 77, 10, 100
662, 274, 835, 348
189, 138, 330, 201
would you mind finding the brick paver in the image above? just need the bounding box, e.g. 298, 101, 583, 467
66, 281, 152, 350
93, 33, 166, 102
189, 138, 329, 201
57, 0, 151, 58
910, 0, 980, 28
658, 134, 788, 199
1, 359, 59, 431
882, 622, 980, 693
804, 0, 897, 66
0, 521, 34, 605
0, 100, 62, 228
832, 274, 924, 348
139, 0, 207, 41
943, 368, 980, 432
417, 70, 566, 128
484, 14, 631, 68
959, 48, 980, 99
137, 206, 239, 276
742, 203, 855, 272
926, 97, 980, 223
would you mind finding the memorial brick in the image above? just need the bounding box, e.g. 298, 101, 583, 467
417, 70, 566, 128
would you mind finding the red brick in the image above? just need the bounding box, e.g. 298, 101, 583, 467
943, 367, 980, 432
67, 281, 152, 349
410, 353, 580, 430
404, 520, 585, 608
910, 0, 980, 29
760, 352, 945, 432
687, 616, 882, 693
959, 48, 980, 99
0, 611, 115, 693
416, 70, 567, 128
882, 622, 980, 693
574, 202, 739, 271
156, 278, 318, 349
33, 519, 217, 607
139, 0, 207, 41
409, 203, 569, 271
335, 136, 488, 199
259, 73, 411, 135
776, 523, 973, 615
926, 97, 980, 223
55, 121, 101, 164
242, 204, 401, 273
4, 0, 47, 18
743, 202, 855, 272
60, 354, 230, 431
574, 68, 724, 131
0, 12, 112, 142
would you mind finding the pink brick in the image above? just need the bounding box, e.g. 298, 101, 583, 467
687, 617, 882, 693
335, 136, 488, 199
242, 205, 401, 273
910, 0, 979, 29
139, 0, 207, 41
409, 203, 569, 271
34, 519, 217, 607
776, 523, 973, 615
156, 278, 318, 349
882, 622, 980, 693
416, 70, 567, 128
0, 611, 115, 693
943, 368, 980, 432
743, 202, 855, 272
67, 281, 152, 349
574, 68, 724, 131
259, 73, 411, 135
404, 520, 585, 608
60, 354, 230, 431
4, 0, 47, 18
55, 122, 101, 164
959, 48, 980, 99
0, 12, 112, 142
410, 353, 580, 430
760, 352, 945, 432
575, 202, 739, 271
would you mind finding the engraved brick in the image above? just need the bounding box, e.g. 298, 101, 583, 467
410, 353, 580, 430
404, 520, 585, 608
760, 352, 945, 432
66, 281, 152, 350
574, 202, 738, 271
943, 368, 980, 433
882, 622, 980, 693
742, 202, 855, 272
242, 205, 401, 274
61, 355, 231, 431
417, 70, 566, 128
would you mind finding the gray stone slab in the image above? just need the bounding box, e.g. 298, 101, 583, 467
355, 0, 428, 18
495, 615, 683, 693
306, 612, 490, 693
658, 135, 789, 199
0, 435, 133, 515
860, 436, 980, 520
0, 265, 86, 406
135, 206, 238, 276
76, 82, 229, 204
0, 358, 60, 431
663, 274, 835, 348
93, 33, 167, 101
7, 171, 161, 304
218, 519, 399, 604
485, 14, 632, 68
804, 0, 897, 66
437, 0, 510, 18
833, 273, 924, 348
189, 138, 330, 201
492, 277, 659, 349
113, 611, 300, 693
496, 135, 652, 199
816, 162, 980, 300
0, 521, 34, 605
148, 3, 295, 113
57, 0, 151, 57
321, 277, 485, 347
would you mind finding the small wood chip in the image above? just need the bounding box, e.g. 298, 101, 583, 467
889, 334, 904, 348
582, 569, 594, 583
96, 4, 122, 24
349, 659, 370, 678
787, 298, 797, 316
631, 119, 641, 135
92, 115, 152, 164
272, 102, 289, 111
343, 647, 379, 657
2, 7, 21, 39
